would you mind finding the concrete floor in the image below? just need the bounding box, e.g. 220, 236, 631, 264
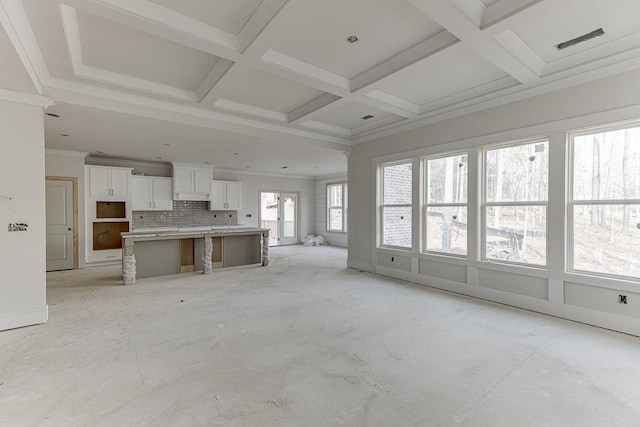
1, 246, 639, 426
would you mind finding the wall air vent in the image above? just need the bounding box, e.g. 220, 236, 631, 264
361, 115, 375, 120
556, 28, 604, 51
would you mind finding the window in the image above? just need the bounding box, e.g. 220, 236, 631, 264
327, 182, 347, 232
483, 140, 548, 265
569, 124, 640, 279
424, 153, 468, 256
380, 161, 412, 248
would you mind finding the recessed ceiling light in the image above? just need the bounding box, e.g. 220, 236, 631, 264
361, 115, 375, 120
245, 165, 251, 168
59, 133, 69, 137
346, 35, 359, 43
233, 152, 239, 155
281, 166, 289, 169
163, 143, 170, 146
46, 113, 60, 118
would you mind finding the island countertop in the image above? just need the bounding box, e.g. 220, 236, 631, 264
121, 226, 270, 284
122, 226, 269, 240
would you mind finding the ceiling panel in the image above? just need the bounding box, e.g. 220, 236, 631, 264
23, 0, 75, 78
374, 49, 511, 106
266, 0, 444, 79
44, 103, 347, 177
510, 0, 640, 63
217, 69, 325, 114
77, 10, 219, 91
149, 0, 263, 35
314, 102, 398, 130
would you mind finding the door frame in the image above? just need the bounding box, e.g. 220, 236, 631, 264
258, 190, 301, 246
46, 176, 79, 269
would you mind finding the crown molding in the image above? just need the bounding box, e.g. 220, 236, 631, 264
45, 148, 88, 158
0, 88, 53, 108
213, 167, 314, 180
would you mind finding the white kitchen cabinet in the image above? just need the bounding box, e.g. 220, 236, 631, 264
210, 180, 241, 210
132, 176, 173, 211
87, 165, 131, 199
172, 163, 212, 201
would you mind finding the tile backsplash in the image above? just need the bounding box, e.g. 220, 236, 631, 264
132, 201, 237, 229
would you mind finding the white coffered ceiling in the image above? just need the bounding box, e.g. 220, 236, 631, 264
2, 0, 640, 176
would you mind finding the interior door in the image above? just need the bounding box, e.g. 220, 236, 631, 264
46, 179, 74, 271
279, 193, 298, 245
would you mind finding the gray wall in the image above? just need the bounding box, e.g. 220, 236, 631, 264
348, 68, 640, 335
1, 99, 48, 331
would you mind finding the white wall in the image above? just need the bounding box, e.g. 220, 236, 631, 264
213, 169, 315, 242
349, 68, 640, 336
315, 175, 348, 248
45, 150, 87, 268
0, 98, 48, 331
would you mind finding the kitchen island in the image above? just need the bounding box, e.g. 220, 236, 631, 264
121, 226, 269, 285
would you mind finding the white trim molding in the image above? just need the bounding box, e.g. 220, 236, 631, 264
0, 305, 48, 332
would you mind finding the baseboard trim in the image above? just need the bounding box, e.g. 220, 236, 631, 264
374, 267, 640, 337
0, 305, 48, 332
347, 260, 373, 272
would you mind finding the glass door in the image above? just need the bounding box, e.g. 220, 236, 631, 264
280, 193, 298, 245
260, 191, 299, 246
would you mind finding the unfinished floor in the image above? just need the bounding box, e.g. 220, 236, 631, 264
1, 246, 639, 426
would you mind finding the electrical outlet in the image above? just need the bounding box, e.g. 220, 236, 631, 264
618, 295, 628, 304
8, 223, 28, 232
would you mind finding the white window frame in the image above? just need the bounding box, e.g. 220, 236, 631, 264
481, 138, 549, 267
422, 152, 468, 257
326, 182, 347, 233
379, 160, 413, 250
568, 122, 640, 281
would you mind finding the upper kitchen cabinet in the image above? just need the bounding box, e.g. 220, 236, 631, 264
86, 165, 132, 200
132, 176, 173, 211
210, 180, 241, 211
172, 163, 212, 201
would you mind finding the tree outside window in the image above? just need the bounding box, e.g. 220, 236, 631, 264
570, 124, 640, 279
483, 140, 549, 265
424, 153, 468, 256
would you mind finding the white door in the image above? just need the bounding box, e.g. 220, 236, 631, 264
46, 180, 74, 271
153, 177, 173, 210
88, 167, 111, 198
280, 193, 298, 245
260, 192, 279, 246
210, 181, 226, 210
226, 182, 241, 210
110, 168, 130, 199
260, 192, 298, 246
132, 176, 153, 210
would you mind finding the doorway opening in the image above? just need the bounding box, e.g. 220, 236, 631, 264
259, 191, 299, 246
46, 177, 78, 271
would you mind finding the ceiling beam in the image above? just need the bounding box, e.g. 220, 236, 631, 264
407, 0, 544, 84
